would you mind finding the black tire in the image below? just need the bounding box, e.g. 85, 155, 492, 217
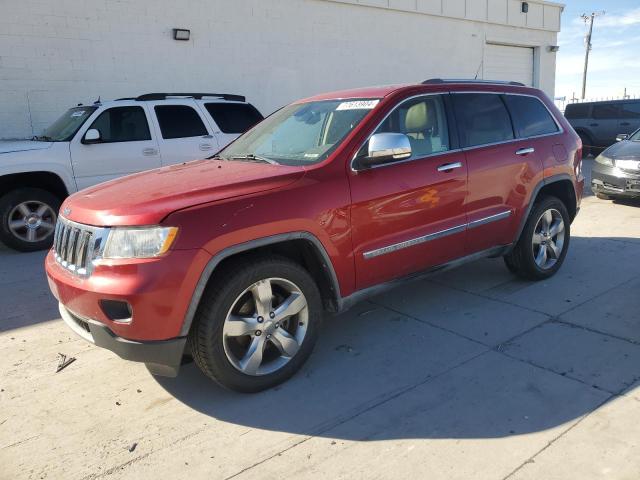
578, 132, 592, 158
0, 188, 60, 252
188, 255, 323, 393
503, 196, 571, 281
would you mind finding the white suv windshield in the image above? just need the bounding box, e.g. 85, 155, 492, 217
219, 99, 379, 166
39, 106, 97, 142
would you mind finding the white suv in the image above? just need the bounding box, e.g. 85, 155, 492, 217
0, 93, 263, 251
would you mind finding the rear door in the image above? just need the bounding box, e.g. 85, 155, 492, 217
452, 92, 546, 255
590, 102, 621, 147
147, 100, 216, 165
349, 94, 468, 289
619, 101, 640, 135
70, 104, 160, 190
201, 102, 264, 149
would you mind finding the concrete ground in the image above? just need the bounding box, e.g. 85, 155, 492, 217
1, 159, 640, 480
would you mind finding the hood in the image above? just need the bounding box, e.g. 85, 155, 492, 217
603, 140, 640, 160
0, 140, 53, 154
63, 159, 305, 226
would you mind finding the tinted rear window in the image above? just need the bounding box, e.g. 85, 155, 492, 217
592, 103, 620, 120
564, 103, 590, 119
205, 103, 263, 134
504, 95, 558, 138
621, 101, 640, 118
154, 105, 208, 139
452, 93, 514, 147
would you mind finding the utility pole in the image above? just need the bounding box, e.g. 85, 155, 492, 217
581, 11, 605, 100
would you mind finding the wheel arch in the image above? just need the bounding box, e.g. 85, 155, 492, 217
511, 174, 577, 246
0, 171, 70, 200
179, 232, 342, 337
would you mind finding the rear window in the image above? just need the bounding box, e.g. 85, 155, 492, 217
592, 103, 620, 120
504, 95, 559, 138
621, 101, 640, 119
154, 105, 208, 139
205, 103, 263, 134
452, 93, 514, 148
564, 103, 590, 119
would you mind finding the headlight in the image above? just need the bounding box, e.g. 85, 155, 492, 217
595, 154, 614, 166
103, 226, 178, 259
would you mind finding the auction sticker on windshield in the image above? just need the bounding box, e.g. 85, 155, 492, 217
336, 100, 380, 111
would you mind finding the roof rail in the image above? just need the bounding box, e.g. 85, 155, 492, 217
133, 92, 246, 102
422, 78, 526, 87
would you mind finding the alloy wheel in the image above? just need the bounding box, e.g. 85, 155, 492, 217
532, 208, 565, 270
7, 201, 57, 243
222, 277, 309, 376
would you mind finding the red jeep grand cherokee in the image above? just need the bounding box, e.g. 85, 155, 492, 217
46, 79, 584, 392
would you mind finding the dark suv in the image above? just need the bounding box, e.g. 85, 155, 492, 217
565, 99, 640, 156
46, 79, 584, 392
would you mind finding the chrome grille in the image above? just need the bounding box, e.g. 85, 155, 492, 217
53, 217, 107, 276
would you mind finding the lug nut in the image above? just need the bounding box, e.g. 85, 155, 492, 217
255, 330, 262, 336
267, 334, 271, 339
257, 316, 264, 323
275, 322, 280, 328
269, 312, 275, 319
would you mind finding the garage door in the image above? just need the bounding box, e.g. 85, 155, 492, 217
484, 44, 534, 86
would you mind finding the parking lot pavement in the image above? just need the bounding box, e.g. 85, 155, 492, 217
2, 160, 640, 479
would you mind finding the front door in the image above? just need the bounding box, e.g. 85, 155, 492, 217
70, 104, 160, 190
349, 94, 468, 290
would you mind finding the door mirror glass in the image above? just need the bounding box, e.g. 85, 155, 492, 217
83, 128, 101, 144
356, 133, 412, 170
616, 133, 629, 142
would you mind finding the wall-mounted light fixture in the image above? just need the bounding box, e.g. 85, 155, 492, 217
521, 2, 529, 13
173, 28, 190, 41
548, 45, 560, 52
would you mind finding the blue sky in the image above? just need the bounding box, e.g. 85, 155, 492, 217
556, 0, 640, 101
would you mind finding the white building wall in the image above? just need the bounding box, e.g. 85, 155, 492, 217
0, 0, 562, 139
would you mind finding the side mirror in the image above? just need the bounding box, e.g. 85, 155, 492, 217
82, 128, 101, 144
616, 133, 629, 142
355, 133, 412, 170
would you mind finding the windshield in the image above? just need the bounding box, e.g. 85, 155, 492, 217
629, 129, 640, 141
218, 99, 380, 166
39, 106, 97, 142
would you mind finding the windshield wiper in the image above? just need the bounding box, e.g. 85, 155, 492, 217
32, 135, 54, 142
230, 154, 279, 165
207, 153, 226, 160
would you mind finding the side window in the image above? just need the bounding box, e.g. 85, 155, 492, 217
564, 103, 591, 119
88, 106, 151, 142
154, 105, 208, 139
504, 95, 559, 138
592, 103, 620, 120
621, 102, 640, 119
372, 95, 450, 158
452, 93, 514, 147
204, 103, 264, 134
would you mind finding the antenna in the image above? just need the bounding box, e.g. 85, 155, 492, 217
580, 11, 605, 99
474, 59, 483, 80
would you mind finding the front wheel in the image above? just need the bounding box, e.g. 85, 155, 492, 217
504, 196, 571, 280
188, 256, 322, 392
0, 188, 60, 252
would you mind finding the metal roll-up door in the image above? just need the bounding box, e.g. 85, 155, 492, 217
484, 44, 534, 86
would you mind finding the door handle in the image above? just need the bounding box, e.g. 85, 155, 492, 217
199, 144, 213, 151
437, 162, 462, 172
142, 148, 158, 156
589, 123, 599, 127
620, 122, 631, 126
515, 147, 535, 156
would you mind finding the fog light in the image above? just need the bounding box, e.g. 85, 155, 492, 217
100, 300, 132, 323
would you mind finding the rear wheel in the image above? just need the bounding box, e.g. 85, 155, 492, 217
503, 196, 570, 280
188, 256, 322, 392
0, 188, 60, 252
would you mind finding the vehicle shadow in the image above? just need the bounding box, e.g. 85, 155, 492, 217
154, 235, 640, 441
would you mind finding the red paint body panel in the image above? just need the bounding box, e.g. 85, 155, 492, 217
45, 82, 584, 349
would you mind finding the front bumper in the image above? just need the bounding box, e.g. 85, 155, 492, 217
591, 162, 640, 198
59, 303, 186, 376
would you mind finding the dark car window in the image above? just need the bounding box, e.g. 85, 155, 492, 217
88, 106, 151, 142
452, 93, 514, 147
592, 103, 620, 120
621, 102, 640, 119
564, 103, 591, 119
154, 105, 208, 139
504, 95, 559, 138
204, 103, 264, 134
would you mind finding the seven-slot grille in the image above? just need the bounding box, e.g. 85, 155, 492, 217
53, 217, 102, 275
